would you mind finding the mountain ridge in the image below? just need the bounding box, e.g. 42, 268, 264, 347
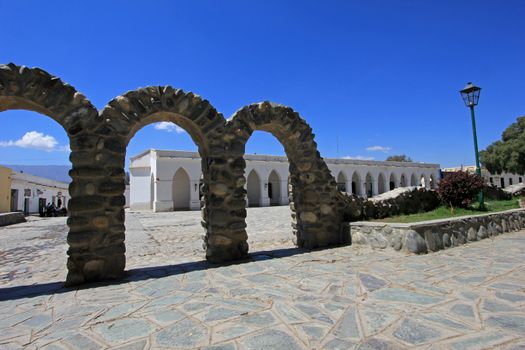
2, 164, 71, 183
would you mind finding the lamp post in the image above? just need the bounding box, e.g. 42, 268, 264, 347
459, 82, 484, 209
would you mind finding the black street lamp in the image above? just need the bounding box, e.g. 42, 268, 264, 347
460, 82, 484, 209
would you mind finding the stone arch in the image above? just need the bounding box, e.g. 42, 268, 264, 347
389, 172, 397, 190
227, 102, 350, 249
0, 63, 115, 285
268, 169, 281, 205
247, 169, 262, 207
410, 173, 418, 186
378, 172, 386, 194
351, 171, 362, 196
101, 86, 245, 263
172, 167, 191, 210
337, 171, 347, 192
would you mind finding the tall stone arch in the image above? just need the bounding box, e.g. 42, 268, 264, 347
227, 102, 350, 250
0, 63, 119, 285
100, 86, 247, 263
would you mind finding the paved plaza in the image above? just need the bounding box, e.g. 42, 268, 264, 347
1, 207, 524, 349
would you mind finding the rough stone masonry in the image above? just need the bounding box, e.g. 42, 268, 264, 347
0, 63, 359, 285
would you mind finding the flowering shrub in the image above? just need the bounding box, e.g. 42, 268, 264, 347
438, 171, 485, 208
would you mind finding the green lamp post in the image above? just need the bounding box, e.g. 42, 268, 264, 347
460, 82, 484, 209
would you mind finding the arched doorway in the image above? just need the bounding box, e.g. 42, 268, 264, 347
172, 168, 190, 210
389, 173, 397, 190
337, 171, 347, 192
268, 170, 281, 205
365, 172, 374, 197
247, 169, 261, 207
400, 174, 407, 187
410, 173, 418, 186
378, 173, 386, 194
352, 171, 362, 196
430, 174, 436, 189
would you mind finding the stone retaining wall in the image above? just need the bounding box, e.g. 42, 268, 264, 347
0, 212, 26, 227
350, 208, 525, 254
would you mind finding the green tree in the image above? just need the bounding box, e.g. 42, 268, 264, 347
385, 154, 413, 162
480, 115, 525, 174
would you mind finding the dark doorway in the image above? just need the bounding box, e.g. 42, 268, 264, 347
39, 198, 46, 215
24, 198, 30, 215
10, 189, 18, 211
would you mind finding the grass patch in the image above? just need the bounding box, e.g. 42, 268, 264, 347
374, 196, 524, 223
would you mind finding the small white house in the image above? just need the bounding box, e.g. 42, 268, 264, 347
130, 149, 441, 212
442, 166, 524, 188
10, 171, 69, 214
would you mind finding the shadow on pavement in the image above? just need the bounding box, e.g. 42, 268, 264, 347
0, 247, 309, 301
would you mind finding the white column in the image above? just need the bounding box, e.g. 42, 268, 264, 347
424, 175, 430, 189
280, 180, 289, 205
189, 179, 201, 210
154, 179, 173, 212
372, 179, 378, 197
260, 181, 270, 207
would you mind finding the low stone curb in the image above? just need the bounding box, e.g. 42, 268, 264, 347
350, 208, 525, 254
0, 212, 26, 227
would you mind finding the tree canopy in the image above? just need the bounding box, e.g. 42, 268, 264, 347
480, 116, 525, 174
385, 154, 413, 162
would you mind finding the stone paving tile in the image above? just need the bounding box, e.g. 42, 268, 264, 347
1, 208, 525, 349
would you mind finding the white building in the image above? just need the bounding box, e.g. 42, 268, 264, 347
10, 171, 69, 214
442, 165, 524, 188
130, 149, 441, 212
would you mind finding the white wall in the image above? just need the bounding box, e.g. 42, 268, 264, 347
129, 149, 442, 211
487, 172, 524, 188
10, 172, 69, 214
130, 167, 153, 210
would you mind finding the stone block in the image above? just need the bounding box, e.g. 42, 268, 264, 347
0, 212, 26, 227
404, 231, 428, 254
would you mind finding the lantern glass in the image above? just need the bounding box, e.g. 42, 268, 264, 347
460, 82, 481, 107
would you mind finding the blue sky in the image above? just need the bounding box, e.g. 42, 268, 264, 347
0, 0, 523, 169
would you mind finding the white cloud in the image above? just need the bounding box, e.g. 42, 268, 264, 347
0, 131, 65, 152
154, 122, 185, 134
366, 145, 392, 152
342, 155, 375, 160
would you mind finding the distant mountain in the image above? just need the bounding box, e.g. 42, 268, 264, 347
2, 165, 71, 183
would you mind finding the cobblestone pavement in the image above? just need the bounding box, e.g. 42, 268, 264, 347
1, 208, 525, 349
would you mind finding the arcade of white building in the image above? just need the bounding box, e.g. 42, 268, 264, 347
129, 150, 441, 212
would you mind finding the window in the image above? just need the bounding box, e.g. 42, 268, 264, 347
501, 178, 505, 188
489, 177, 493, 184
520, 177, 523, 183
509, 178, 513, 186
